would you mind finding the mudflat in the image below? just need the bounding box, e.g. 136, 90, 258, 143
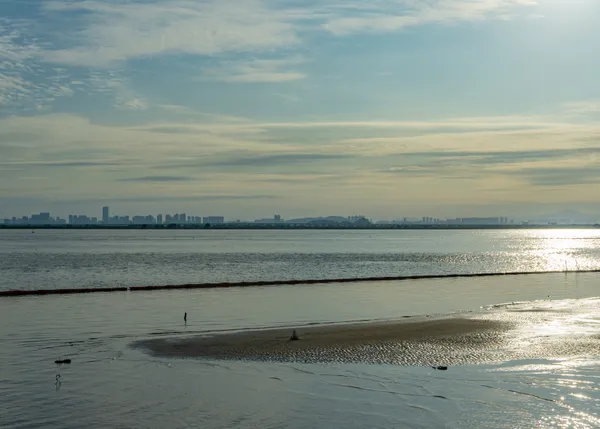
135, 317, 512, 365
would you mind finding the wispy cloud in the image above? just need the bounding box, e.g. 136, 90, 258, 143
0, 74, 30, 105
205, 56, 307, 83
502, 166, 600, 187
321, 0, 538, 35
30, 0, 537, 69
119, 175, 195, 182
0, 24, 79, 112
196, 152, 352, 168
0, 160, 122, 168
1, 111, 600, 216
0, 0, 541, 114
116, 97, 148, 111
100, 194, 281, 203
0, 19, 40, 63
40, 0, 301, 67
563, 100, 600, 116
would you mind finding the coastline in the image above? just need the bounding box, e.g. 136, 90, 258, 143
1, 224, 599, 230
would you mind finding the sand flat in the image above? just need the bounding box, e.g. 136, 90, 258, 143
134, 317, 513, 365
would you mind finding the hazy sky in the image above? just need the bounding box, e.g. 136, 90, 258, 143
1, 0, 600, 220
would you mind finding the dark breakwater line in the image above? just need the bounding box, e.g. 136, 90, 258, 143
1, 269, 599, 298
0, 286, 129, 296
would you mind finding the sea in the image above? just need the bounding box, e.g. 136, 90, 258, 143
1, 228, 600, 428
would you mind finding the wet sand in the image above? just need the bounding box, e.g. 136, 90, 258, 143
135, 317, 514, 366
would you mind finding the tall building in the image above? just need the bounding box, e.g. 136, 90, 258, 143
102, 206, 109, 223
157, 214, 163, 225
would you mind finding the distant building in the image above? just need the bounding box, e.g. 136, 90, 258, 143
203, 216, 224, 224
30, 212, 51, 224
255, 214, 284, 224
460, 217, 502, 225
105, 215, 129, 225
69, 214, 98, 225
102, 206, 109, 223
156, 214, 163, 225
132, 215, 155, 225
4, 212, 61, 225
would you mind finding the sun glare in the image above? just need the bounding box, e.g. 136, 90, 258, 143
531, 230, 596, 272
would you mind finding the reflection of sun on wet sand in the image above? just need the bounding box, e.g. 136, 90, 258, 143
135, 317, 515, 366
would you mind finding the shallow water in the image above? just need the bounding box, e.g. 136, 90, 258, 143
2, 273, 600, 428
1, 229, 600, 291
2, 229, 600, 427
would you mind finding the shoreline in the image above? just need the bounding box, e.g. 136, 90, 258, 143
2, 269, 599, 297
1, 225, 599, 230
134, 316, 513, 366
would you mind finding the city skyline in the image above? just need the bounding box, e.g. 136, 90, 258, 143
0, 209, 514, 226
2, 1, 600, 217
4, 205, 600, 226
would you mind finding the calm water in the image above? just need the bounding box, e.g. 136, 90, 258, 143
2, 229, 600, 428
1, 229, 600, 291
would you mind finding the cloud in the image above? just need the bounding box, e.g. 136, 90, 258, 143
41, 0, 301, 67
116, 97, 148, 111
508, 167, 600, 187
563, 100, 600, 116
28, 0, 537, 69
382, 148, 600, 182
0, 23, 38, 107
272, 92, 301, 102
225, 153, 350, 166
0, 160, 122, 168
0, 74, 31, 105
118, 175, 195, 182
0, 24, 78, 112
394, 148, 600, 165
205, 57, 307, 83
2, 112, 600, 217
86, 70, 150, 110
189, 153, 352, 168
0, 0, 541, 114
191, 194, 280, 201
322, 0, 538, 36
0, 19, 40, 63
94, 194, 281, 203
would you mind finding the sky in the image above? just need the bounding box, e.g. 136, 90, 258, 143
1, 0, 600, 221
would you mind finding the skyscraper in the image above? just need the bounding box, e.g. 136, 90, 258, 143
102, 206, 109, 223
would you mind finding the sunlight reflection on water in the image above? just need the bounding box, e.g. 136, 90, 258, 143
1, 229, 600, 291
